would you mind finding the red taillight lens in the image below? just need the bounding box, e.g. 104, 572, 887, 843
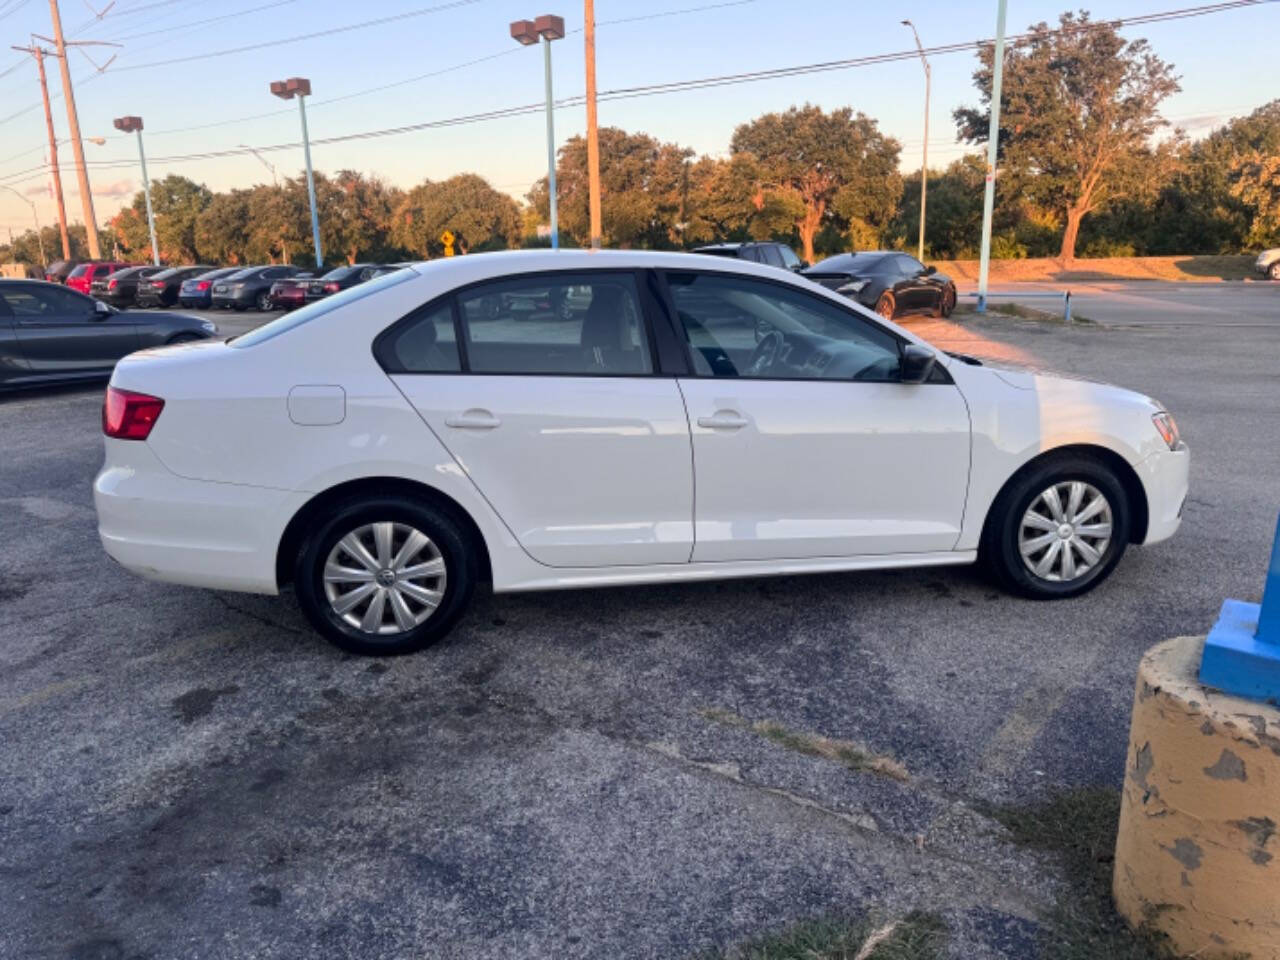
151, 281, 165, 289
324, 282, 340, 292
196, 280, 211, 290
102, 386, 164, 440
107, 279, 118, 289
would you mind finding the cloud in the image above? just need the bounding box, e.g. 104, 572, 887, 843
61, 179, 136, 199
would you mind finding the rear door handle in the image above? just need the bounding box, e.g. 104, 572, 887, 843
697, 411, 749, 430
445, 409, 501, 430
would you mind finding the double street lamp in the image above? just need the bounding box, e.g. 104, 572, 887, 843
270, 76, 322, 267
1, 183, 46, 268
113, 115, 159, 265
510, 14, 564, 250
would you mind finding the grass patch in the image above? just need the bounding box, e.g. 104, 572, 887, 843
990, 788, 1177, 960
699, 911, 947, 960
701, 709, 909, 782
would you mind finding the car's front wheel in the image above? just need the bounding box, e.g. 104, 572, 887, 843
940, 286, 957, 317
874, 292, 895, 319
256, 291, 272, 312
1269, 262, 1280, 281
981, 454, 1131, 599
294, 496, 476, 655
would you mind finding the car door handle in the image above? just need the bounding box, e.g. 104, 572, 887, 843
697, 412, 749, 430
445, 410, 501, 430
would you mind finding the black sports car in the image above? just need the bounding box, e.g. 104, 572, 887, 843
0, 279, 217, 391
803, 252, 957, 320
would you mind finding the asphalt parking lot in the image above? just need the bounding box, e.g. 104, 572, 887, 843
2, 286, 1278, 960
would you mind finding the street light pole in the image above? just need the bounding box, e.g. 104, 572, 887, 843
976, 0, 1008, 313
511, 15, 565, 250
901, 20, 930, 263
2, 184, 47, 268
114, 116, 158, 265
270, 77, 322, 268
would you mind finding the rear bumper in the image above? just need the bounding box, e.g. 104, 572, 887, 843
1136, 442, 1190, 545
95, 440, 303, 595
211, 291, 255, 307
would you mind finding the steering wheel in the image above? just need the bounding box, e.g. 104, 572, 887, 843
744, 330, 784, 377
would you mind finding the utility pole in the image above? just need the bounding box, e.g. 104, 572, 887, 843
584, 0, 602, 249
976, 0, 1008, 313
43, 0, 101, 259
12, 44, 71, 260
901, 20, 930, 263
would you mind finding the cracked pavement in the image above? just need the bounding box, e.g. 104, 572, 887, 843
1, 300, 1277, 959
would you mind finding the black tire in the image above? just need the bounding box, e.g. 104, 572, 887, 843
874, 292, 896, 319
256, 291, 272, 312
1269, 262, 1280, 281
940, 286, 957, 318
980, 453, 1131, 600
293, 495, 477, 656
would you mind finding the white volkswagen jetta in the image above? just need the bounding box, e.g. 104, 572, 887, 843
94, 250, 1189, 655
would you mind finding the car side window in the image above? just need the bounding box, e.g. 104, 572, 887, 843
377, 301, 461, 373
1, 284, 94, 320
760, 245, 785, 268
455, 273, 652, 376
666, 272, 903, 382
778, 246, 802, 270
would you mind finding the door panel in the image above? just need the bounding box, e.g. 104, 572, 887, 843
680, 378, 971, 561
394, 375, 694, 567
2, 284, 138, 373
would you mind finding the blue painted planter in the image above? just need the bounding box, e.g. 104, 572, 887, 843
1199, 514, 1280, 703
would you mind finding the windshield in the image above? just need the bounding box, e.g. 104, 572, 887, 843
230, 267, 415, 348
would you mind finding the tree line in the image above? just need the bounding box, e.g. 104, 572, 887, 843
3, 12, 1277, 271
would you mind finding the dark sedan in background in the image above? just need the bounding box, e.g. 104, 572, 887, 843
0, 279, 217, 391
135, 265, 215, 308
303, 263, 384, 304
90, 265, 168, 308
803, 251, 957, 320
178, 267, 242, 309
211, 265, 300, 311
266, 271, 318, 312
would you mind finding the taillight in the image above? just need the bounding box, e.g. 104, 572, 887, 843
102, 386, 164, 440
196, 280, 211, 290
108, 279, 118, 289
151, 281, 165, 289
324, 282, 340, 293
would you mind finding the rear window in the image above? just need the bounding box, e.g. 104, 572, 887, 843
226, 268, 261, 281
230, 267, 415, 348
150, 268, 183, 280
68, 264, 90, 278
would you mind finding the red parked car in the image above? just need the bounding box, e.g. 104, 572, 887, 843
65, 260, 132, 295
266, 271, 317, 312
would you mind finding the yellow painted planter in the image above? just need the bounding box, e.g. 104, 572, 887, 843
1114, 635, 1280, 958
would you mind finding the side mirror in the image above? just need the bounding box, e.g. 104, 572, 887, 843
899, 344, 937, 384
924, 264, 937, 276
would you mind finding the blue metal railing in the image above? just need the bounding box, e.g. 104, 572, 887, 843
965, 289, 1073, 323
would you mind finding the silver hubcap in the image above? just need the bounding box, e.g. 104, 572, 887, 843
1019, 481, 1113, 583
323, 522, 447, 635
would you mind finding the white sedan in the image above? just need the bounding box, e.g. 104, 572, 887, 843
94, 250, 1189, 655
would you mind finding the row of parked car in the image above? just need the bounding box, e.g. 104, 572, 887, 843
42, 259, 407, 312
40, 244, 962, 322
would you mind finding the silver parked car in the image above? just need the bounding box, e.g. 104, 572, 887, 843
1256, 248, 1280, 280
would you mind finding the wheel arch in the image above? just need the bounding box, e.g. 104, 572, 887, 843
275, 476, 493, 589
979, 443, 1149, 546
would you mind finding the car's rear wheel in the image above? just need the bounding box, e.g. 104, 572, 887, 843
294, 496, 476, 655
875, 292, 895, 319
1269, 262, 1280, 281
256, 291, 271, 312
981, 454, 1131, 599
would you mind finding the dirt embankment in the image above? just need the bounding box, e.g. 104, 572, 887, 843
934, 254, 1257, 283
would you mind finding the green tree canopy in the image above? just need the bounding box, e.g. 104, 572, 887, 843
955, 12, 1180, 260
392, 174, 519, 257
111, 174, 213, 262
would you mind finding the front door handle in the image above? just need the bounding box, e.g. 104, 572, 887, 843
445, 409, 501, 430
697, 411, 749, 430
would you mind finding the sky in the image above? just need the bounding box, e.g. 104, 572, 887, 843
0, 0, 1275, 239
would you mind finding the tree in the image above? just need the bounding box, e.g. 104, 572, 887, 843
729, 105, 902, 262
891, 155, 988, 259
1231, 151, 1280, 247
392, 174, 520, 257
955, 11, 1179, 260
110, 174, 213, 262
195, 189, 253, 265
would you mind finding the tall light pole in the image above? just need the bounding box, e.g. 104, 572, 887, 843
12, 43, 71, 260
270, 76, 322, 267
511, 14, 564, 250
113, 116, 159, 266
583, 0, 602, 249
41, 0, 102, 258
976, 0, 1008, 313
901, 20, 930, 263
1, 184, 46, 268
